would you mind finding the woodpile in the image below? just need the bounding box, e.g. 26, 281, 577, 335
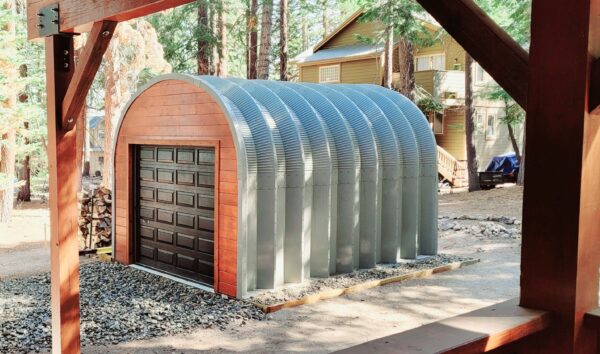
78, 186, 112, 250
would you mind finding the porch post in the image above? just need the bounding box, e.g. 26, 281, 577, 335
519, 0, 600, 352
45, 34, 81, 353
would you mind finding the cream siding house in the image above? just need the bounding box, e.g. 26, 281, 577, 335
293, 10, 524, 180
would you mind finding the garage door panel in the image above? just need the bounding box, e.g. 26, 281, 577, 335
157, 189, 174, 204
136, 145, 215, 287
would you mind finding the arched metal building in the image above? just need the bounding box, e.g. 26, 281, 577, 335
111, 74, 438, 298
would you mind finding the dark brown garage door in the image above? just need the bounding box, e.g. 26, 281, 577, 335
135, 145, 215, 286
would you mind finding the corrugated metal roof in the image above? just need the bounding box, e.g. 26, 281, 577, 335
294, 44, 383, 64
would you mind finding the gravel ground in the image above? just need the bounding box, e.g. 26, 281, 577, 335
251, 254, 470, 306
0, 262, 265, 353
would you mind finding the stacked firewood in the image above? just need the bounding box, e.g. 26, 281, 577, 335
78, 187, 112, 250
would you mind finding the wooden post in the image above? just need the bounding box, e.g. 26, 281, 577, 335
519, 0, 600, 353
45, 35, 81, 354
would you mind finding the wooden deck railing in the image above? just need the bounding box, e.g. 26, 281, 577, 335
437, 145, 467, 187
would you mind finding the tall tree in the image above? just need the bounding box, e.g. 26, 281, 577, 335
247, 0, 259, 79
360, 0, 431, 99
383, 26, 393, 89
16, 63, 30, 202
197, 2, 211, 74
102, 20, 172, 187
279, 0, 289, 80
216, 0, 228, 77
322, 0, 329, 37
465, 54, 479, 191
257, 0, 274, 79
0, 0, 18, 221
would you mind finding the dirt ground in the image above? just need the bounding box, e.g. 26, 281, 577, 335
0, 199, 50, 279
1, 186, 524, 353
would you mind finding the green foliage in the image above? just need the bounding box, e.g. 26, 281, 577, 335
479, 83, 524, 127
414, 85, 443, 115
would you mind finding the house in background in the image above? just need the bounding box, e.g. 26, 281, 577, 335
86, 115, 105, 176
293, 10, 524, 186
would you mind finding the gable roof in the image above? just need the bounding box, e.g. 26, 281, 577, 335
294, 44, 383, 65
313, 9, 365, 52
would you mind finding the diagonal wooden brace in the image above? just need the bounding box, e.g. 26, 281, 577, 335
590, 57, 600, 114
415, 0, 529, 108
61, 20, 116, 131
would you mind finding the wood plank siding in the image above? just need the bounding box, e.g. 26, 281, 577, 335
321, 19, 382, 49
435, 107, 467, 160
300, 58, 382, 84
113, 79, 238, 297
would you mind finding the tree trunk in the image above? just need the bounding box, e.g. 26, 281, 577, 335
506, 122, 521, 161
102, 45, 115, 187
17, 122, 31, 202
517, 124, 526, 185
302, 14, 308, 51
247, 0, 259, 79
383, 27, 393, 89
197, 2, 211, 75
396, 38, 415, 99
0, 0, 17, 221
465, 54, 480, 191
257, 0, 273, 80
322, 0, 329, 37
216, 0, 228, 77
17, 65, 30, 202
279, 0, 288, 81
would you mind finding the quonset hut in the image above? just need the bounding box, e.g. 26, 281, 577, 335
111, 74, 438, 298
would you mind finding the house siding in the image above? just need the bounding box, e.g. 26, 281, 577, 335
435, 107, 466, 161
414, 34, 466, 71
301, 65, 319, 82
341, 58, 382, 84
321, 19, 383, 49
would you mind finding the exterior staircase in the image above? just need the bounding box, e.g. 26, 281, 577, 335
437, 146, 468, 187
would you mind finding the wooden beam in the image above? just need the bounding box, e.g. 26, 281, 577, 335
334, 298, 551, 354
590, 58, 600, 114
518, 0, 600, 352
415, 0, 529, 108
27, 0, 194, 39
61, 20, 116, 131
45, 34, 81, 353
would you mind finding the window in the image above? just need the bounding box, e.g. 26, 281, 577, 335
486, 114, 496, 139
475, 63, 486, 83
433, 112, 444, 134
97, 129, 105, 141
415, 54, 445, 72
319, 65, 340, 83
476, 112, 485, 133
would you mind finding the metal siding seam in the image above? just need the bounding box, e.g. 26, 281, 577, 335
337, 85, 403, 265
359, 86, 420, 259
261, 81, 336, 278
288, 83, 359, 274
201, 76, 286, 289
304, 83, 381, 271
364, 85, 438, 256
232, 79, 312, 284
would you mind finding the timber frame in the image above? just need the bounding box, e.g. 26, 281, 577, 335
27, 0, 600, 352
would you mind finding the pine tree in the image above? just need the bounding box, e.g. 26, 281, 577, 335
279, 0, 289, 81
257, 0, 274, 79
465, 54, 480, 191
247, 0, 259, 79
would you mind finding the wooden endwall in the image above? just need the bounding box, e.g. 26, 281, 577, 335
113, 80, 238, 297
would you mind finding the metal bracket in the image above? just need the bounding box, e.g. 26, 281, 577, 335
36, 3, 60, 37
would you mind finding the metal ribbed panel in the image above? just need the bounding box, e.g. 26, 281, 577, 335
258, 81, 337, 278
358, 87, 421, 260
260, 81, 336, 170
362, 85, 438, 257
304, 84, 379, 169
287, 84, 359, 170
199, 76, 286, 290
287, 83, 360, 274
335, 85, 403, 264
230, 79, 312, 284
303, 83, 380, 271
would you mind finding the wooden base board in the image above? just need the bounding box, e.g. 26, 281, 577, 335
254, 259, 480, 314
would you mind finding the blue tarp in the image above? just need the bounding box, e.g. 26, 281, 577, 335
485, 152, 520, 176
